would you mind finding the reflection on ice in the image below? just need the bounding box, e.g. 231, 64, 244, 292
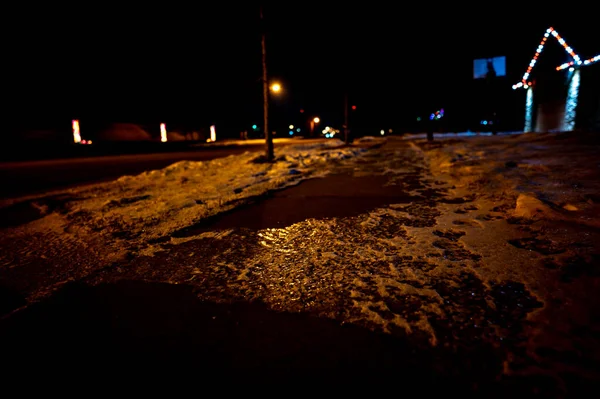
258, 228, 295, 253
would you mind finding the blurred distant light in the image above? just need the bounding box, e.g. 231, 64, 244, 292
289, 124, 294, 129
429, 114, 434, 120
582, 55, 599, 66
296, 128, 301, 132
300, 109, 304, 113
313, 117, 320, 123
160, 123, 167, 142
380, 130, 385, 135
72, 119, 81, 144
252, 124, 258, 130
416, 117, 421, 121
481, 120, 488, 125
270, 83, 281, 93
289, 131, 294, 135
524, 86, 534, 132
351, 105, 357, 110
388, 129, 393, 133
210, 125, 216, 142
563, 69, 580, 131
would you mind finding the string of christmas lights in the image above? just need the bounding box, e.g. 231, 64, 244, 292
583, 54, 599, 66
556, 55, 598, 70
512, 27, 587, 90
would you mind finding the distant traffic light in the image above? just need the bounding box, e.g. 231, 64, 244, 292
351, 105, 357, 110
252, 124, 258, 130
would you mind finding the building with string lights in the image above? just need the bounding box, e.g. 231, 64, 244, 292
512, 27, 599, 132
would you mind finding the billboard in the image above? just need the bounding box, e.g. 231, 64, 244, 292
473, 56, 506, 79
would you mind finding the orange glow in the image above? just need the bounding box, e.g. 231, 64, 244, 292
210, 125, 216, 142
160, 123, 167, 142
72, 120, 81, 144
270, 83, 281, 93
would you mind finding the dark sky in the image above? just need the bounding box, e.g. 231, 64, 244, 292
3, 3, 598, 136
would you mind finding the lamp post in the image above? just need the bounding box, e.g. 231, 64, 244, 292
309, 117, 320, 136
260, 5, 274, 162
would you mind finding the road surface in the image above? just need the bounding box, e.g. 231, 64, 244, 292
1, 135, 600, 394
0, 140, 324, 199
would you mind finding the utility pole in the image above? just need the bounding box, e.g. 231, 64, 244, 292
260, 5, 274, 162
343, 92, 349, 144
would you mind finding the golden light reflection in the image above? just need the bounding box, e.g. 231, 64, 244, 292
258, 228, 294, 253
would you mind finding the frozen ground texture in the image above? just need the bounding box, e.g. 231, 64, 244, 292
1, 132, 599, 394
0, 139, 371, 301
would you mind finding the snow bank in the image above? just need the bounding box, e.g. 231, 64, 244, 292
5, 140, 373, 246
417, 132, 600, 227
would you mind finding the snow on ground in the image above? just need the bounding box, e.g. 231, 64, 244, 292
2, 131, 600, 390
0, 138, 383, 298
1, 139, 379, 244
419, 131, 600, 228
127, 131, 600, 361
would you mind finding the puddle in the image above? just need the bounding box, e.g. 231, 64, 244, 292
174, 174, 421, 235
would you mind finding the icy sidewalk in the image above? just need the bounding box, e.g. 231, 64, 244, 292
419, 131, 600, 227
413, 131, 600, 392
0, 138, 382, 306
1, 133, 600, 394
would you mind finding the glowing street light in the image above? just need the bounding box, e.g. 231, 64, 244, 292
160, 123, 167, 142
270, 82, 281, 93
309, 117, 320, 136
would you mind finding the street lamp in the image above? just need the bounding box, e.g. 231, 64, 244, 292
309, 116, 320, 137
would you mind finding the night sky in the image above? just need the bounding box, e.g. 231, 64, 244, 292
4, 3, 598, 138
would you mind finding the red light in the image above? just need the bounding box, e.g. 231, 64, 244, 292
300, 109, 304, 113
351, 105, 357, 110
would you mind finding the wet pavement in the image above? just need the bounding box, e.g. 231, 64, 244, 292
1, 137, 599, 395
174, 173, 419, 232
